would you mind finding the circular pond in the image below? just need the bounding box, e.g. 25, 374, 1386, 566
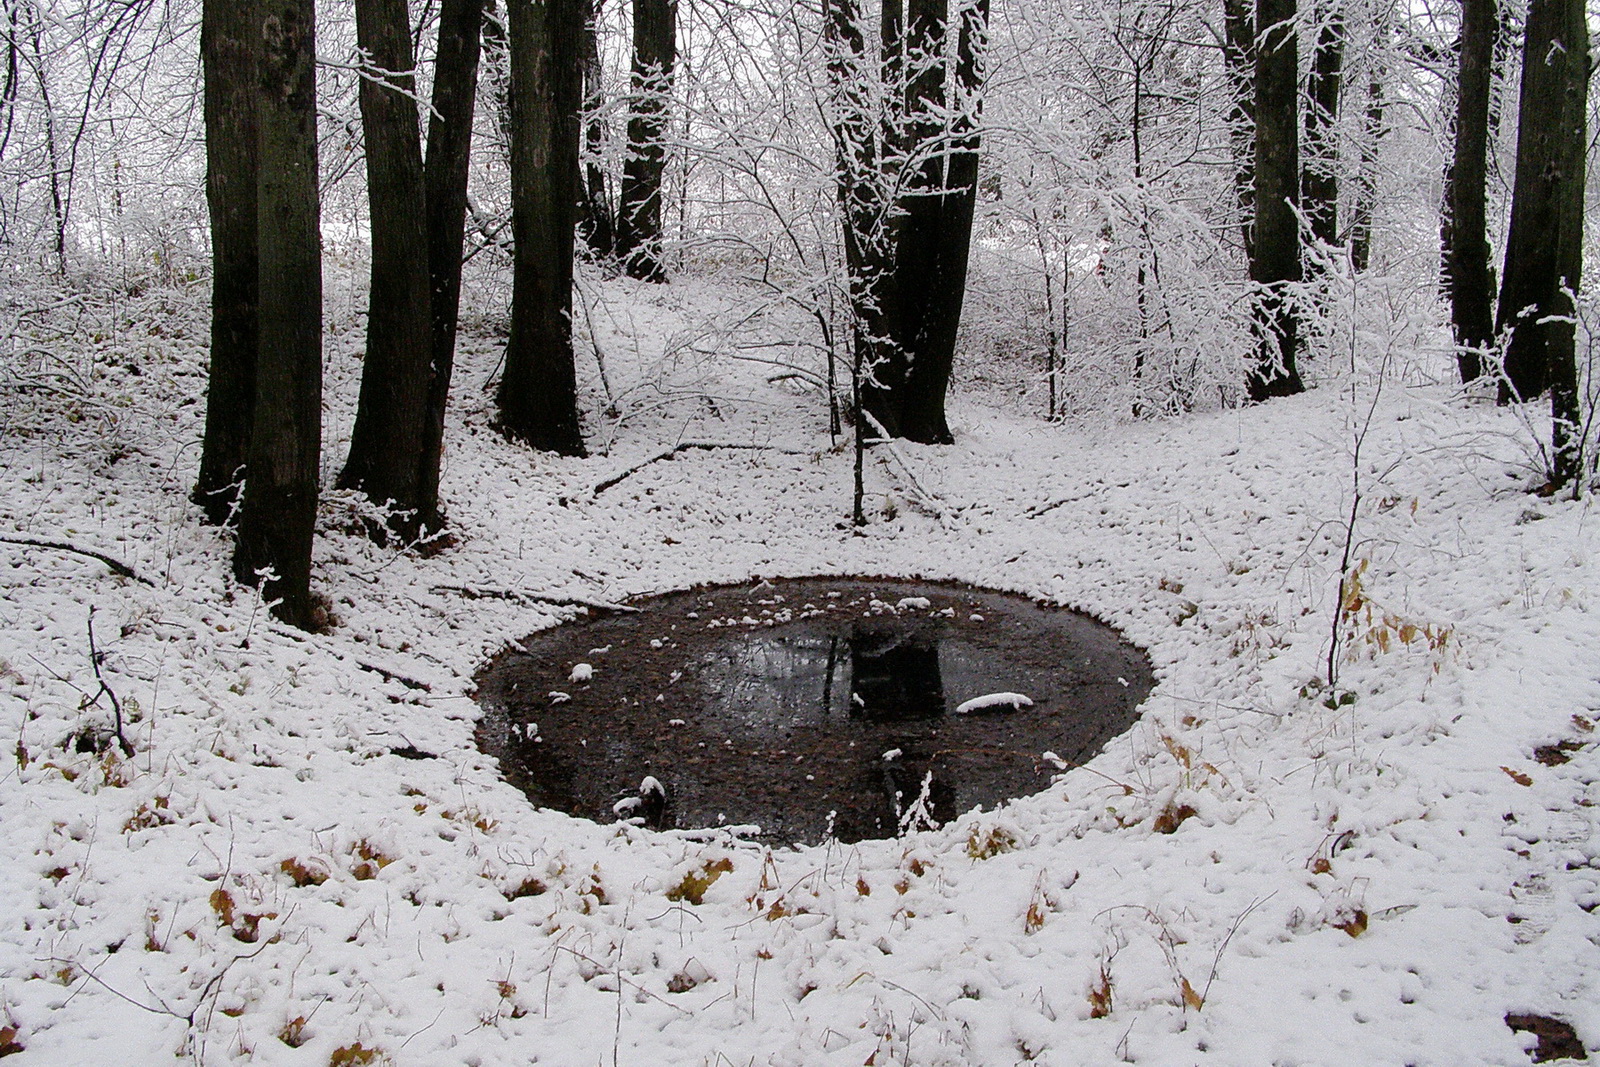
475, 578, 1153, 845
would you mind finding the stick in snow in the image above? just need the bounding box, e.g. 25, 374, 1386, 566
0, 535, 152, 585
590, 441, 810, 497
955, 692, 1034, 714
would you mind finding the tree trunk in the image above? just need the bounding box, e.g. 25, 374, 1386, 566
234, 0, 322, 630
499, 0, 587, 456
1246, 0, 1305, 400
194, 0, 260, 524
419, 0, 485, 530
1222, 0, 1255, 259
1302, 2, 1343, 253
1495, 0, 1586, 407
1447, 0, 1495, 382
339, 0, 434, 538
615, 0, 675, 281
899, 0, 988, 443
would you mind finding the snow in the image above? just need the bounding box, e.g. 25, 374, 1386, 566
1, 276, 1598, 1065
955, 692, 1035, 714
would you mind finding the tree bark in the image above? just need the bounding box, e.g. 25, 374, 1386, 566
1495, 0, 1586, 407
419, 0, 485, 530
339, 0, 434, 537
1302, 1, 1344, 253
194, 0, 260, 524
234, 0, 322, 630
615, 0, 675, 281
1447, 0, 1495, 382
499, 0, 587, 456
1246, 0, 1305, 400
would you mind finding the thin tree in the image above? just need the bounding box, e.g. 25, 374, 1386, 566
1302, 0, 1343, 253
577, 4, 614, 257
234, 0, 323, 630
1348, 61, 1383, 271
193, 0, 259, 524
1222, 0, 1255, 258
498, 0, 587, 456
615, 0, 675, 280
1445, 0, 1495, 383
1246, 0, 1305, 400
1494, 0, 1586, 413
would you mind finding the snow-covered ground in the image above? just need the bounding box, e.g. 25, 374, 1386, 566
2, 274, 1597, 1065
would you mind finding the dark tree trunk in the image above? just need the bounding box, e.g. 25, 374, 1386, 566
1246, 0, 1305, 400
419, 0, 485, 528
499, 0, 587, 456
1222, 0, 1255, 259
235, 0, 322, 630
898, 0, 988, 444
577, 6, 614, 257
1496, 0, 1586, 408
1447, 0, 1495, 383
194, 0, 260, 524
615, 0, 675, 282
340, 0, 434, 537
1302, 2, 1344, 253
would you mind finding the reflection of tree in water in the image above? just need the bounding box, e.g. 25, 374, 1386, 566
848, 628, 946, 721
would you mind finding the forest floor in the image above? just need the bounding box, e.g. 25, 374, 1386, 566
1, 272, 1598, 1065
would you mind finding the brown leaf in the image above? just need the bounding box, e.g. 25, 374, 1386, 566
1181, 977, 1205, 1011
1335, 910, 1368, 938
1501, 766, 1534, 787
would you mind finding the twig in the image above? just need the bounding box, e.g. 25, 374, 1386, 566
590, 441, 809, 497
85, 608, 134, 756
429, 584, 640, 614
0, 534, 152, 585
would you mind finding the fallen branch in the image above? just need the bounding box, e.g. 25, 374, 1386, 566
590, 441, 810, 497
262, 624, 446, 692
429, 584, 640, 614
0, 535, 152, 585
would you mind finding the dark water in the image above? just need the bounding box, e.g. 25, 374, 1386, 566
475, 579, 1153, 845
